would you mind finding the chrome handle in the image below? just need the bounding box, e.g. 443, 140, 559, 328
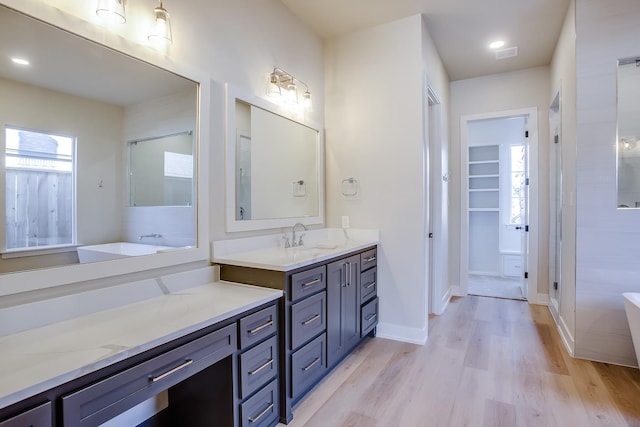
346, 262, 351, 286
248, 320, 273, 335
302, 314, 320, 326
248, 402, 274, 423
302, 357, 320, 372
342, 263, 347, 287
365, 281, 376, 289
149, 359, 193, 383
301, 278, 321, 288
366, 313, 377, 322
248, 358, 273, 376
364, 255, 376, 262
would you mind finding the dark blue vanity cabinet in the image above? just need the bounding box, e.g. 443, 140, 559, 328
0, 300, 280, 427
218, 245, 378, 425
0, 402, 51, 427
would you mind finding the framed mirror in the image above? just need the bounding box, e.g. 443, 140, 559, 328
225, 84, 324, 232
0, 3, 210, 295
617, 56, 640, 208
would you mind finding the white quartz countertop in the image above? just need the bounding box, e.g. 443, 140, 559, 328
0, 279, 282, 409
212, 228, 379, 271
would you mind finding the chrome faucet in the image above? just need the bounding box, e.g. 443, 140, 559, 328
291, 222, 307, 247
139, 233, 162, 240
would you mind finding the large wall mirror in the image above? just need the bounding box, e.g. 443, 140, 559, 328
225, 84, 324, 232
0, 3, 210, 294
618, 56, 640, 208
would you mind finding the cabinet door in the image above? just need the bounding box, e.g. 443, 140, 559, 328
327, 255, 360, 367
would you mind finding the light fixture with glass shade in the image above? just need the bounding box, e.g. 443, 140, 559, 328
148, 1, 173, 44
96, 0, 126, 24
266, 68, 312, 110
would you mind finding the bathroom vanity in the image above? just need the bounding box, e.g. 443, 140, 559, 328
213, 229, 379, 423
0, 267, 282, 427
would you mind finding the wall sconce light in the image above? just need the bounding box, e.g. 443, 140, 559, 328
96, 0, 126, 23
148, 1, 173, 44
267, 68, 312, 110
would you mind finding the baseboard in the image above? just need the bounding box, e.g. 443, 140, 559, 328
376, 322, 428, 345
529, 292, 549, 305
431, 287, 453, 315
558, 314, 575, 357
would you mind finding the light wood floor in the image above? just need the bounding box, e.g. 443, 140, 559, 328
280, 295, 640, 427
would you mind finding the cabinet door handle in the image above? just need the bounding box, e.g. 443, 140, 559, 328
248, 358, 273, 376
302, 357, 320, 372
301, 278, 321, 288
248, 402, 274, 423
149, 359, 193, 383
365, 281, 376, 289
301, 313, 321, 326
342, 263, 347, 287
364, 255, 376, 262
347, 262, 351, 286
366, 313, 377, 322
248, 320, 273, 335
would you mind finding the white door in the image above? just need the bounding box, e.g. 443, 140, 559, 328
517, 128, 530, 299
427, 87, 449, 314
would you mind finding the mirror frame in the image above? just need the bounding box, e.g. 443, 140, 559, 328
616, 56, 640, 209
225, 83, 324, 232
0, 2, 210, 297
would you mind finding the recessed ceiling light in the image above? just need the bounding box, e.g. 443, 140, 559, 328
11, 57, 30, 66
489, 40, 505, 49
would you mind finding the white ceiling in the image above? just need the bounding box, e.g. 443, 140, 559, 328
280, 0, 572, 81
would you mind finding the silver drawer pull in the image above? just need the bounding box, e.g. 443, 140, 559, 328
302, 314, 321, 326
364, 255, 376, 262
366, 313, 377, 322
149, 359, 193, 383
248, 402, 274, 423
302, 357, 320, 372
248, 320, 273, 335
249, 358, 274, 376
365, 281, 376, 289
301, 278, 321, 288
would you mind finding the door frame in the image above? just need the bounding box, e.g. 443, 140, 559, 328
458, 107, 539, 303
426, 85, 450, 314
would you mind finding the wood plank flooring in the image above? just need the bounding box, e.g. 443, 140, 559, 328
279, 296, 640, 427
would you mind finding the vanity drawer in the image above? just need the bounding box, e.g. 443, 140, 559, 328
239, 304, 278, 349
62, 324, 236, 427
291, 291, 326, 350
360, 248, 377, 272
240, 378, 279, 427
361, 297, 379, 337
0, 402, 51, 427
239, 335, 278, 400
360, 266, 377, 303
291, 265, 326, 302
291, 333, 326, 400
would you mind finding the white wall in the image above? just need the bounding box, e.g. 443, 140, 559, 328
325, 15, 450, 343
574, 0, 640, 366
549, 0, 577, 354
450, 67, 551, 299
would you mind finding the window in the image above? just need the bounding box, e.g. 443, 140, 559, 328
509, 144, 526, 225
5, 126, 75, 250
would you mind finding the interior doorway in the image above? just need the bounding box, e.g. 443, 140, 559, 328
459, 108, 539, 302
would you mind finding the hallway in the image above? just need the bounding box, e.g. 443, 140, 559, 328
282, 296, 640, 426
